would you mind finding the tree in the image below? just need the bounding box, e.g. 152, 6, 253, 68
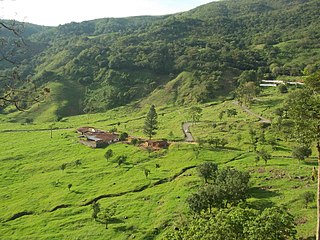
283, 71, 320, 239
301, 191, 316, 209
92, 201, 101, 220
257, 148, 271, 165
193, 145, 200, 159
144, 168, 151, 178
292, 145, 312, 165
168, 207, 296, 240
189, 167, 250, 214
98, 205, 117, 229
278, 84, 288, 93
74, 160, 82, 167
104, 149, 113, 161
226, 108, 237, 117
119, 132, 128, 141
131, 138, 138, 146
0, 20, 49, 110
189, 106, 202, 122
236, 82, 259, 105
60, 163, 67, 172
67, 183, 72, 191
244, 207, 297, 239
187, 184, 224, 214
143, 105, 158, 139
197, 162, 218, 183
214, 168, 250, 207
116, 155, 127, 166
218, 111, 224, 121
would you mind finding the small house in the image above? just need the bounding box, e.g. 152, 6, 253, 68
77, 126, 119, 148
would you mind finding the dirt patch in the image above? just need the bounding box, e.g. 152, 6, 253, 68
295, 216, 308, 225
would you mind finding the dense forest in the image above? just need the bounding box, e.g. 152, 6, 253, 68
1, 0, 320, 118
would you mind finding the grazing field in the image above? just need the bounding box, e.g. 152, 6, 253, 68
0, 88, 317, 239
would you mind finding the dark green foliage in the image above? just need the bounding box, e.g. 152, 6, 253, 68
3, 0, 320, 114
278, 84, 288, 93
189, 106, 202, 122
131, 138, 138, 146
144, 105, 158, 139
74, 160, 82, 166
207, 137, 228, 149
60, 163, 67, 172
301, 191, 316, 208
119, 132, 128, 141
214, 168, 250, 207
225, 108, 237, 117
236, 82, 259, 105
91, 201, 101, 220
189, 167, 250, 213
104, 149, 113, 161
116, 155, 127, 166
168, 207, 296, 240
197, 162, 218, 183
292, 145, 312, 162
257, 148, 271, 165
98, 205, 117, 229
144, 168, 151, 178
67, 183, 72, 191
284, 75, 320, 146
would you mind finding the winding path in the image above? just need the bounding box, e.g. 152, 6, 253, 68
233, 101, 271, 124
182, 122, 195, 142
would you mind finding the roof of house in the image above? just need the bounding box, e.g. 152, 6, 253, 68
85, 132, 119, 142
77, 126, 105, 134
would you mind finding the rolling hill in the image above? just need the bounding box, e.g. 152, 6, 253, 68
0, 0, 320, 122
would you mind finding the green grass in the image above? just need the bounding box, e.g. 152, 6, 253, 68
0, 87, 318, 239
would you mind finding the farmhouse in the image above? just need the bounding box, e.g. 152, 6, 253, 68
77, 127, 119, 148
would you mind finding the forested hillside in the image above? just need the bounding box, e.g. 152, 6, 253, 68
1, 0, 320, 120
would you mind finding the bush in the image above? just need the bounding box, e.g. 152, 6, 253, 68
278, 84, 288, 93
119, 132, 128, 141
301, 191, 315, 208
168, 206, 296, 240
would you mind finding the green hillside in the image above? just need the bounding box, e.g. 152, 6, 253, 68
0, 86, 318, 239
1, 1, 320, 238
1, 0, 320, 119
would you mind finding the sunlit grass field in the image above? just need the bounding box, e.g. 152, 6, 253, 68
0, 87, 317, 239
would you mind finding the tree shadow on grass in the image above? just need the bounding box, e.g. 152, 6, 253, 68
249, 187, 281, 199
248, 187, 282, 210
248, 199, 275, 210
304, 160, 318, 167
109, 217, 125, 224
96, 217, 124, 225
269, 163, 289, 167
71, 190, 83, 194
114, 225, 137, 233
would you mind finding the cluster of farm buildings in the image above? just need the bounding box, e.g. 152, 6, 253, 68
76, 126, 169, 150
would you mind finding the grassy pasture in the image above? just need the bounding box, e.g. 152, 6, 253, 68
0, 87, 317, 239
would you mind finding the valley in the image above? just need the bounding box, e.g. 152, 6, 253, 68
0, 87, 318, 239
1, 0, 320, 239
